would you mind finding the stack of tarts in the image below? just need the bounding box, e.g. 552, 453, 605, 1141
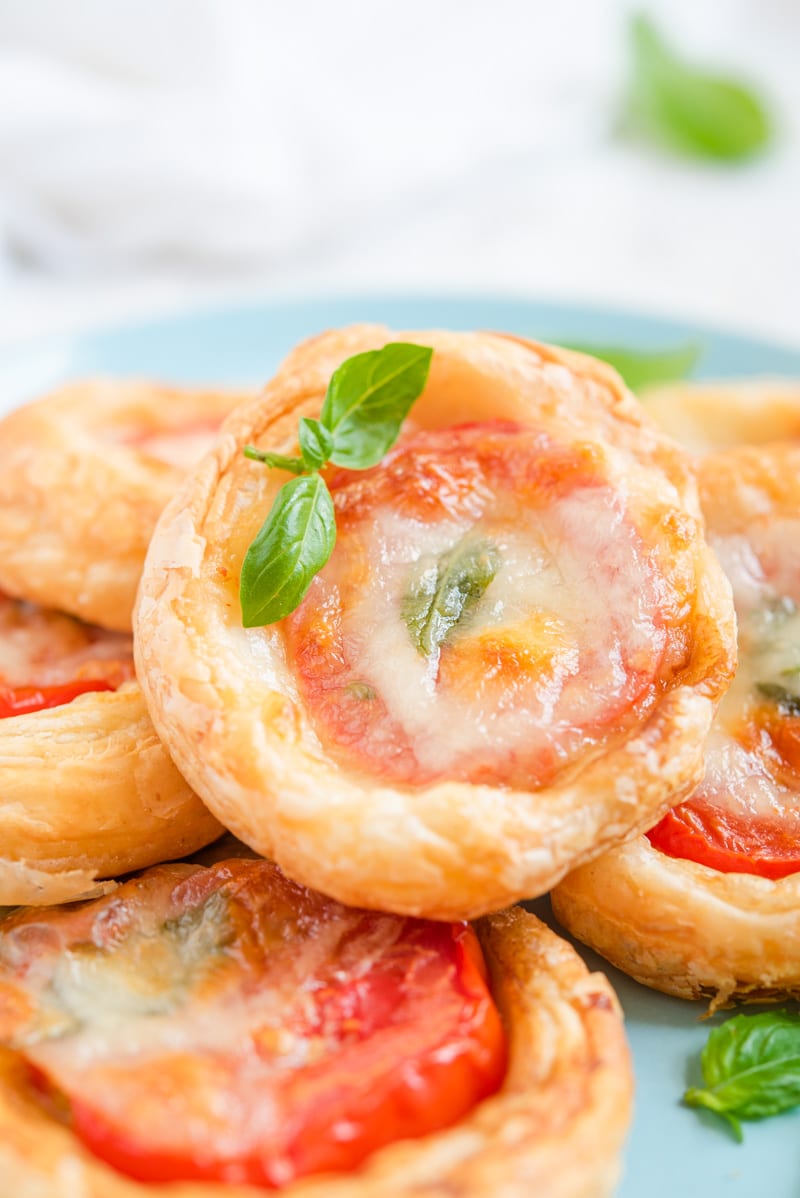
1, 323, 779, 1197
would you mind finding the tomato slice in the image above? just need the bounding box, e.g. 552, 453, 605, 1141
0, 679, 115, 719
647, 700, 800, 880
647, 801, 800, 880
0, 860, 506, 1187
286, 421, 673, 789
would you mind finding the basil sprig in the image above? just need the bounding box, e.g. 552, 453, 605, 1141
563, 340, 701, 392
239, 342, 433, 628
625, 14, 772, 162
684, 1011, 800, 1140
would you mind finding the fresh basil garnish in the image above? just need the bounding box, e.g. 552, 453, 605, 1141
297, 418, 334, 470
240, 342, 433, 627
243, 446, 306, 475
321, 343, 434, 469
684, 1011, 800, 1140
625, 13, 772, 162
755, 682, 800, 716
240, 474, 336, 628
563, 341, 701, 392
402, 536, 500, 659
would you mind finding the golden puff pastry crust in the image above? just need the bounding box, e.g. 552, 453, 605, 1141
135, 325, 736, 919
554, 440, 800, 1003
0, 379, 249, 632
642, 377, 800, 453
0, 904, 632, 1198
0, 681, 223, 906
552, 837, 800, 1005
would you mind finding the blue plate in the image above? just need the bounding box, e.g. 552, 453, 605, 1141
2, 295, 799, 1196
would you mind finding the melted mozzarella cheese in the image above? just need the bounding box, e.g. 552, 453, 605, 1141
695, 727, 800, 823
339, 489, 667, 777
134, 423, 221, 470
693, 522, 800, 824
0, 594, 133, 688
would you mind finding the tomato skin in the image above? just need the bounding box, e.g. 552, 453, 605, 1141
647, 801, 800, 880
288, 421, 667, 790
0, 679, 114, 719
68, 926, 506, 1187
8, 862, 507, 1189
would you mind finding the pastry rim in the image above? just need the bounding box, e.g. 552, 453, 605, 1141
0, 379, 249, 631
0, 681, 222, 906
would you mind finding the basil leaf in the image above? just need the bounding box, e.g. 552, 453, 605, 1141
684, 1011, 800, 1140
240, 474, 336, 627
756, 681, 800, 716
563, 341, 701, 392
626, 13, 772, 162
298, 417, 333, 470
321, 342, 433, 469
243, 445, 306, 475
402, 537, 500, 659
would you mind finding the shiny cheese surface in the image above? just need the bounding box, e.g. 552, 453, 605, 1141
648, 447, 800, 877
287, 422, 686, 788
0, 859, 506, 1187
0, 593, 133, 694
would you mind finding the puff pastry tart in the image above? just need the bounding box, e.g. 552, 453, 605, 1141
643, 378, 800, 453
135, 325, 735, 919
553, 441, 800, 1002
0, 857, 632, 1197
0, 591, 221, 906
0, 379, 249, 632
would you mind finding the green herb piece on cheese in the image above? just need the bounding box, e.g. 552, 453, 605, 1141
402, 537, 501, 659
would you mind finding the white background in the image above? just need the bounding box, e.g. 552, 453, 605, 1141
0, 0, 797, 348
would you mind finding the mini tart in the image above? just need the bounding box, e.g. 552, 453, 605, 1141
553, 441, 800, 1003
0, 872, 632, 1198
0, 379, 249, 631
642, 378, 800, 453
135, 325, 735, 919
0, 593, 221, 905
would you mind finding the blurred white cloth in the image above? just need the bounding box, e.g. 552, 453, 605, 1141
0, 0, 798, 343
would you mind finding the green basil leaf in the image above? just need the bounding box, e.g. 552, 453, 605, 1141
298, 417, 334, 470
625, 13, 772, 162
684, 1011, 800, 1140
240, 473, 335, 627
755, 681, 800, 715
402, 536, 500, 658
321, 342, 433, 469
563, 341, 701, 392
243, 445, 306, 475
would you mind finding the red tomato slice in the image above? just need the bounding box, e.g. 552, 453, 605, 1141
0, 679, 115, 719
286, 421, 671, 789
647, 801, 800, 880
2, 860, 506, 1187
647, 702, 800, 880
